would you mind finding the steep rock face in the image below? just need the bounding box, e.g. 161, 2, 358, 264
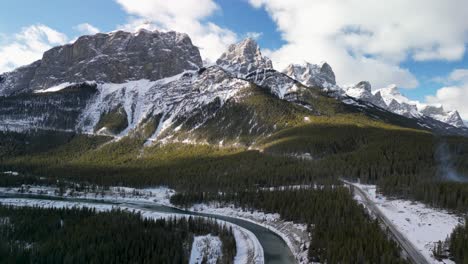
216, 38, 300, 99
386, 99, 420, 118
216, 38, 273, 76
283, 62, 336, 89
0, 30, 203, 96
343, 81, 386, 108
0, 61, 41, 96
0, 83, 98, 131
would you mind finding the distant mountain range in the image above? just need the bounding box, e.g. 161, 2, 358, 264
0, 29, 466, 141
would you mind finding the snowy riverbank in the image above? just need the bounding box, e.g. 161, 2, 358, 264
190, 202, 310, 264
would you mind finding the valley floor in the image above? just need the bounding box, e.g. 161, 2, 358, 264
4, 178, 462, 264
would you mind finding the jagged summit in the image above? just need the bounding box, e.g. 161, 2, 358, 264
344, 83, 466, 128
343, 81, 386, 108
0, 29, 202, 96
420, 106, 465, 128
376, 85, 414, 106
283, 62, 336, 89
216, 38, 273, 76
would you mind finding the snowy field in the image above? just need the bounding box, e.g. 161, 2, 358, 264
189, 235, 223, 264
353, 183, 463, 264
0, 184, 175, 205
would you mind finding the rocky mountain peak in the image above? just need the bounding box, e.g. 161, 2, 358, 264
319, 62, 336, 84
343, 82, 466, 128
420, 105, 445, 116
0, 30, 203, 96
356, 81, 372, 92
216, 38, 273, 76
343, 81, 386, 108
283, 61, 336, 89
421, 106, 466, 128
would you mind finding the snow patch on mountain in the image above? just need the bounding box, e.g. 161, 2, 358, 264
245, 68, 299, 99
34, 81, 96, 93
77, 66, 249, 140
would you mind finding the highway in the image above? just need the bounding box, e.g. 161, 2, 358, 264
347, 181, 430, 264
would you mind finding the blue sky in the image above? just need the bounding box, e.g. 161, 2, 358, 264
1, 0, 467, 119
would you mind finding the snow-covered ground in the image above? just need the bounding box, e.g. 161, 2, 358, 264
0, 185, 175, 205
189, 235, 223, 264
353, 183, 463, 264
190, 202, 310, 264
0, 197, 264, 264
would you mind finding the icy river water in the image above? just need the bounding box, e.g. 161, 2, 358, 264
0, 193, 296, 264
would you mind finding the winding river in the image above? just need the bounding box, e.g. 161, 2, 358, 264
0, 193, 296, 264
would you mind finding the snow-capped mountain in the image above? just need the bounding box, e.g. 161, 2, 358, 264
0, 29, 202, 96
342, 81, 386, 109
344, 83, 466, 128
216, 38, 299, 99
0, 32, 288, 142
283, 62, 336, 89
0, 29, 466, 141
419, 105, 465, 128
216, 38, 273, 76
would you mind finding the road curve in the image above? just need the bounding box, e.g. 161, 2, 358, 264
345, 181, 429, 264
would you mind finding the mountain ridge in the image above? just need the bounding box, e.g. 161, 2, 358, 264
0, 29, 466, 141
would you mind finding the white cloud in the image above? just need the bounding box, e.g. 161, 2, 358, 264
245, 32, 263, 40
449, 69, 468, 83
249, 0, 468, 89
115, 0, 237, 63
74, 23, 100, 35
0, 24, 68, 73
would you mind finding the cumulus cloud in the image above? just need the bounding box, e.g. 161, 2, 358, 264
249, 0, 468, 89
74, 23, 100, 35
0, 24, 68, 73
115, 0, 237, 63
